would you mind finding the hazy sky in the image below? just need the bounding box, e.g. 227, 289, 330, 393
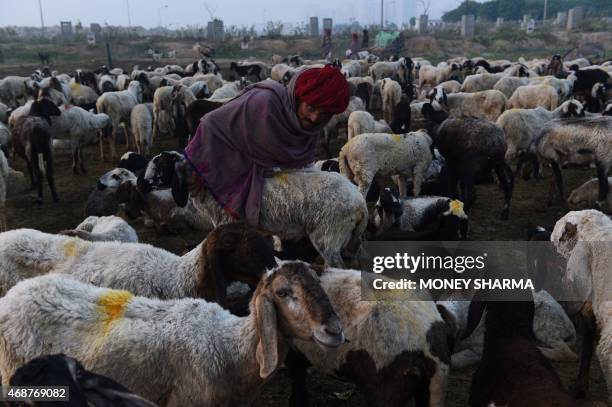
0, 0, 467, 29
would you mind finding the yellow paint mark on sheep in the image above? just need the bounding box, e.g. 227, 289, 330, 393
88, 290, 133, 355
69, 82, 81, 91
274, 173, 289, 184
62, 240, 79, 257
392, 134, 402, 142
448, 200, 467, 218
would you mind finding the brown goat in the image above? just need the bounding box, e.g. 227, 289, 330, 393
11, 115, 59, 203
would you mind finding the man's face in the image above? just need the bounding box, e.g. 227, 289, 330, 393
297, 101, 333, 130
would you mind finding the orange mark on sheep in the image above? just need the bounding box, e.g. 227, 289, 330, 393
274, 173, 289, 184
90, 290, 133, 353
392, 134, 402, 142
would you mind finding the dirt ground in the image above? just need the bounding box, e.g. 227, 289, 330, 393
5, 124, 609, 406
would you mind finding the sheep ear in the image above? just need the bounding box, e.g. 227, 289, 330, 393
171, 161, 189, 208
560, 222, 577, 242
565, 242, 593, 302
462, 293, 486, 340
196, 237, 226, 302
255, 294, 279, 379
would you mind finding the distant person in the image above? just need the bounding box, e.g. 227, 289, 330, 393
0, 49, 4, 64
184, 65, 349, 226
349, 32, 359, 59
322, 28, 332, 61
362, 29, 369, 49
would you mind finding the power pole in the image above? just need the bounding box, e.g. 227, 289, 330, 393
543, 0, 548, 21
381, 0, 384, 29
38, 0, 45, 33
126, 0, 132, 27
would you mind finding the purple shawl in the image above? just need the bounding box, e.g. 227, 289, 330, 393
184, 73, 318, 226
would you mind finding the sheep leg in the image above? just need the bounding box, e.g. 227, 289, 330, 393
397, 175, 408, 198
356, 173, 374, 199
25, 160, 35, 190
78, 146, 87, 175
31, 155, 43, 204
494, 162, 514, 220
72, 147, 80, 175
45, 155, 60, 203
571, 305, 597, 399
548, 162, 564, 206
286, 349, 311, 407
595, 163, 610, 208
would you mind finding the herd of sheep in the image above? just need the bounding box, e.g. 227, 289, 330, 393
0, 47, 610, 406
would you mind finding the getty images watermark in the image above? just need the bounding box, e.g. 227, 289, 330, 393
358, 241, 604, 302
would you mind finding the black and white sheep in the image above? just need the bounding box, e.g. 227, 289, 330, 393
59, 215, 138, 243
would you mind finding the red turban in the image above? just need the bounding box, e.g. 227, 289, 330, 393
294, 65, 350, 114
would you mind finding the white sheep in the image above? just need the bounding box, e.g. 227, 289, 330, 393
508, 84, 559, 110
418, 63, 462, 89
368, 58, 410, 84
0, 263, 345, 406
209, 81, 242, 100
568, 177, 612, 213
0, 223, 271, 299
0, 76, 30, 108
347, 111, 391, 140
166, 163, 368, 268
535, 116, 612, 206
550, 210, 612, 402
430, 87, 507, 122
497, 99, 585, 164
130, 103, 154, 156
179, 73, 223, 94
0, 145, 8, 231
48, 105, 113, 174
60, 216, 138, 243
0, 102, 8, 124
380, 78, 402, 124
493, 76, 530, 98
97, 74, 117, 93
68, 81, 98, 110
339, 130, 433, 198
292, 267, 449, 406
95, 81, 143, 158
340, 60, 361, 78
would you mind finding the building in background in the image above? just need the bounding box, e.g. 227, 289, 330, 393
60, 21, 73, 38
310, 17, 319, 36
323, 18, 333, 32
207, 19, 224, 40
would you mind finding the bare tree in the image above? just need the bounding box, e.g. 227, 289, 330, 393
417, 0, 432, 15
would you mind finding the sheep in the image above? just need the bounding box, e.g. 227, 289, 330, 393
368, 57, 410, 85
0, 102, 8, 124
369, 187, 469, 240
534, 116, 612, 207
179, 73, 223, 94
68, 81, 98, 111
429, 87, 507, 122
380, 78, 402, 124
150, 157, 368, 268
436, 79, 462, 94
0, 262, 345, 406
550, 210, 612, 401
185, 99, 224, 137
11, 105, 61, 203
339, 130, 433, 198
463, 289, 580, 407
493, 76, 530, 98
0, 76, 30, 108
59, 215, 138, 243
115, 73, 131, 90
340, 60, 361, 78
0, 122, 10, 148
95, 81, 143, 159
116, 179, 215, 234
497, 99, 586, 176
130, 103, 154, 156
508, 84, 559, 110
321, 96, 366, 153
438, 289, 578, 370
418, 63, 462, 89
347, 111, 391, 139
0, 144, 8, 231
10, 354, 158, 407
209, 81, 242, 100
229, 61, 267, 82
152, 85, 176, 139
289, 266, 450, 407
568, 177, 612, 213
85, 168, 137, 217
97, 74, 117, 93
118, 151, 148, 176
603, 103, 612, 116
531, 74, 577, 103
433, 116, 514, 219
0, 222, 274, 303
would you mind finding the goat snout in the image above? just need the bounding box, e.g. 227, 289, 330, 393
313, 317, 345, 348
97, 181, 107, 191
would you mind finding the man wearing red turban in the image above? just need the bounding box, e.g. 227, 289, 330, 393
184, 65, 349, 226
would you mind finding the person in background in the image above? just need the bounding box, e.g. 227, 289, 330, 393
361, 29, 369, 49
322, 28, 333, 61
184, 66, 349, 227
349, 32, 359, 59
